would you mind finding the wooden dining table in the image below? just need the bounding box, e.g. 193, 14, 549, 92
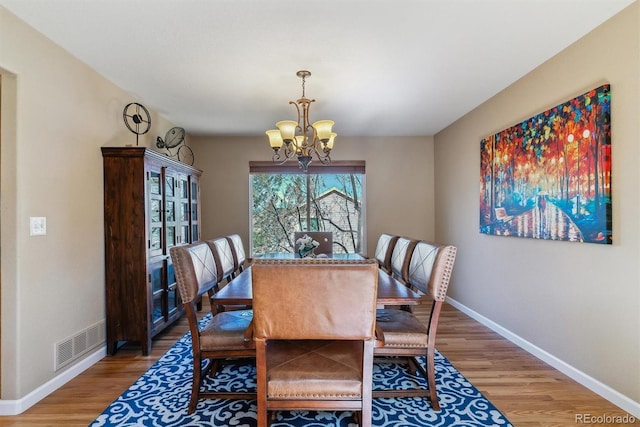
211, 255, 423, 308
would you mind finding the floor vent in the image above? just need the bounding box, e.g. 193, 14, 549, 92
55, 321, 105, 371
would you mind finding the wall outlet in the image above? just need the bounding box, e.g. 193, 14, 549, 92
30, 217, 46, 236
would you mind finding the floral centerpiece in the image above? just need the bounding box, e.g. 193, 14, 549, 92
295, 234, 320, 258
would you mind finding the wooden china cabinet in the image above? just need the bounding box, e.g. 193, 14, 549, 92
101, 147, 202, 355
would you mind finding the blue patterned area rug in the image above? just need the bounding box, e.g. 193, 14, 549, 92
91, 316, 513, 427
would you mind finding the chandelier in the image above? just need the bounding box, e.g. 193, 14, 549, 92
265, 70, 336, 171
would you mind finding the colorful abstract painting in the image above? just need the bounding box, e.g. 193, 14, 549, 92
480, 85, 611, 244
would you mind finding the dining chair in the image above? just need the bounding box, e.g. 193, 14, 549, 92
373, 233, 399, 274
374, 240, 457, 410
170, 242, 255, 414
383, 236, 418, 311
251, 258, 379, 427
226, 233, 249, 275
207, 237, 236, 282
293, 231, 333, 256
208, 236, 250, 313
389, 237, 419, 283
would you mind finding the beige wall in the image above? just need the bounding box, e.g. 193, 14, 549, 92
0, 7, 175, 400
434, 2, 640, 407
190, 135, 435, 257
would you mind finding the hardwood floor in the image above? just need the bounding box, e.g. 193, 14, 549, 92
0, 300, 632, 426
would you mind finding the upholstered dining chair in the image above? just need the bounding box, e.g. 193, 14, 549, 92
374, 240, 457, 410
170, 242, 255, 414
373, 233, 399, 274
251, 258, 379, 427
208, 236, 252, 314
226, 234, 249, 275
207, 237, 236, 283
384, 236, 418, 310
389, 237, 419, 284
207, 237, 243, 313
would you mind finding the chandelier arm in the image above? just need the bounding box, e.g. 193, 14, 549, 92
311, 142, 330, 161
302, 99, 316, 151
315, 150, 332, 165
310, 126, 320, 148
303, 129, 313, 152
290, 101, 302, 133
283, 141, 295, 158
272, 152, 291, 165
272, 143, 297, 164
321, 140, 331, 154
285, 143, 303, 159
302, 98, 315, 131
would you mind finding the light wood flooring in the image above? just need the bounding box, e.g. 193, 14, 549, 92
0, 300, 633, 426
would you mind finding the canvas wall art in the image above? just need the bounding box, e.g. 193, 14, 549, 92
479, 84, 611, 244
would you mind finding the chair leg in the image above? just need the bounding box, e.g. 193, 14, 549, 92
353, 411, 361, 425
426, 349, 440, 411
407, 357, 418, 375
359, 408, 372, 427
256, 340, 269, 427
205, 358, 219, 378
188, 356, 204, 414
257, 406, 268, 427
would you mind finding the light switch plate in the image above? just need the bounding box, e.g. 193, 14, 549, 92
30, 217, 46, 236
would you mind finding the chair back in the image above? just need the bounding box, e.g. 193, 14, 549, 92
170, 242, 218, 304
252, 259, 378, 340
170, 241, 255, 414
207, 237, 235, 282
293, 231, 333, 256
389, 237, 418, 282
226, 234, 247, 271
407, 241, 457, 300
374, 233, 399, 273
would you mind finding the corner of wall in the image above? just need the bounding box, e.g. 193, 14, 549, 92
0, 70, 20, 399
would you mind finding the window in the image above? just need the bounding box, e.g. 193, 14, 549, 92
249, 161, 366, 256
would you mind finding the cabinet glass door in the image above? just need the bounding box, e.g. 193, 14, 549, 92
149, 259, 166, 327
175, 175, 190, 245
165, 172, 178, 249
166, 260, 180, 319
190, 177, 200, 242
148, 169, 164, 257
180, 201, 190, 244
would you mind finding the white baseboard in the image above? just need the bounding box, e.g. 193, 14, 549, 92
0, 346, 106, 416
446, 297, 640, 418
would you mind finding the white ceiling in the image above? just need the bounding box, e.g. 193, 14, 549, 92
0, 0, 634, 137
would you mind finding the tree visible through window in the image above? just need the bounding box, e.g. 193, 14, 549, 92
249, 161, 365, 256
